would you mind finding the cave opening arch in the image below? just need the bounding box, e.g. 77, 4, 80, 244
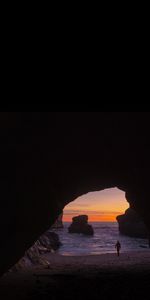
1, 112, 150, 277
52, 188, 148, 256
59, 188, 129, 255
63, 188, 128, 223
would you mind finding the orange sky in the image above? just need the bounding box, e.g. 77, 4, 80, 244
64, 213, 121, 222
63, 188, 129, 222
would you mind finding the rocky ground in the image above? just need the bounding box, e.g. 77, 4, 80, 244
0, 251, 150, 300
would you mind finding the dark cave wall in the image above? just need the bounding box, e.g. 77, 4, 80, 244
0, 112, 150, 275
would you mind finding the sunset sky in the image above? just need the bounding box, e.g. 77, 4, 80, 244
63, 188, 129, 222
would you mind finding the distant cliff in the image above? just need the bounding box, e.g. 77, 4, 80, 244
51, 211, 63, 229
116, 208, 148, 238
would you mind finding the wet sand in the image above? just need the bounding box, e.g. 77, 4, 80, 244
0, 251, 150, 300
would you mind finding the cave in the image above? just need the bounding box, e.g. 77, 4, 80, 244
0, 112, 150, 277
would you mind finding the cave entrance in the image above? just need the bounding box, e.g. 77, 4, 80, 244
52, 188, 149, 255
10, 188, 149, 273
64, 188, 128, 223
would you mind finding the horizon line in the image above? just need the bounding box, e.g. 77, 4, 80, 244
63, 220, 117, 223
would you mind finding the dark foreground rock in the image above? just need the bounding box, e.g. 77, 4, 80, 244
116, 208, 148, 238
44, 231, 61, 250
10, 231, 61, 271
1, 252, 150, 300
68, 215, 94, 235
51, 212, 63, 229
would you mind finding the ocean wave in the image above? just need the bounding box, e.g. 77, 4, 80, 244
53, 222, 148, 256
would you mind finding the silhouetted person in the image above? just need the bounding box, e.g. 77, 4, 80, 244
115, 240, 121, 256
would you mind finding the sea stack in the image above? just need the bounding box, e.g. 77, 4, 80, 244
116, 208, 148, 238
68, 215, 94, 235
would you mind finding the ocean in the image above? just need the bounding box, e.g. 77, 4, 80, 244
52, 222, 149, 256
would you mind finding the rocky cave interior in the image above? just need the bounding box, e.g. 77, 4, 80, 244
0, 112, 150, 277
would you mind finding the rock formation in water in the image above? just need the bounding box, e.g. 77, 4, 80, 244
116, 208, 148, 238
51, 212, 63, 229
68, 215, 94, 235
1, 112, 150, 275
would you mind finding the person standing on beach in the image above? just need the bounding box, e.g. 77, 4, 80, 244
115, 241, 121, 256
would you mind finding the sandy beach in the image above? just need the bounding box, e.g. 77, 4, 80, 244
0, 251, 150, 300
